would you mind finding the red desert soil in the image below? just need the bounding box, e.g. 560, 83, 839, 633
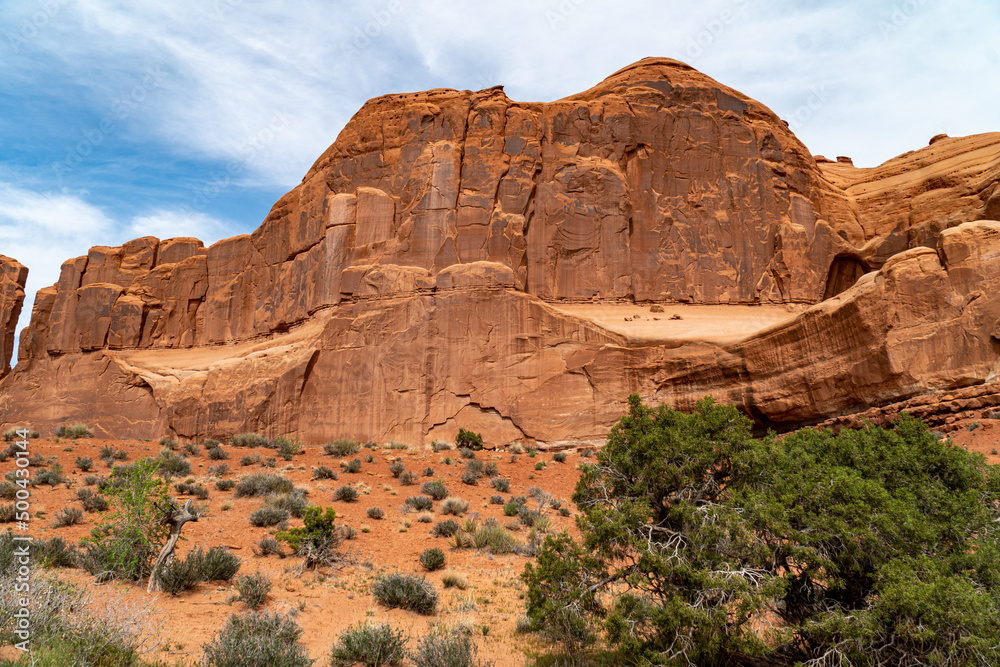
7, 415, 998, 665
6, 436, 586, 666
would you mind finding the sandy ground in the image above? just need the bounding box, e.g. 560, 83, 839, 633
5, 414, 999, 666
3, 436, 582, 666
549, 302, 808, 344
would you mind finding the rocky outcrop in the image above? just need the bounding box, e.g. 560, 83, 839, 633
0, 255, 27, 378
0, 59, 998, 444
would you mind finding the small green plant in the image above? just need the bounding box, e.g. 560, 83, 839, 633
330, 621, 408, 667
276, 505, 345, 568
240, 454, 262, 467
389, 459, 406, 478
208, 447, 230, 461
419, 547, 446, 572
455, 428, 484, 451
275, 437, 301, 461
75, 456, 94, 471
553, 451, 567, 463
157, 451, 191, 479
371, 572, 438, 615
412, 626, 484, 667
216, 479, 236, 491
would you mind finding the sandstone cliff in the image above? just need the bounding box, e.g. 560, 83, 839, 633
1, 59, 998, 444
0, 255, 27, 379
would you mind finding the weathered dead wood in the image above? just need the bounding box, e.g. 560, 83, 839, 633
147, 499, 199, 592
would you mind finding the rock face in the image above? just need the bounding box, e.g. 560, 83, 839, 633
0, 255, 27, 378
1, 58, 999, 444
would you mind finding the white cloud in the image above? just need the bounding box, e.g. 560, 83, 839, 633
0, 182, 233, 362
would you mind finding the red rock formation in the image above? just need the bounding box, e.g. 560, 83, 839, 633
0, 255, 27, 378
0, 59, 998, 443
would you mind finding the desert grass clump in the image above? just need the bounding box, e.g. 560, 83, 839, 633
234, 472, 294, 498
230, 432, 269, 448
324, 438, 360, 457
412, 626, 484, 667
252, 536, 285, 558
330, 621, 408, 667
3, 426, 39, 441
333, 485, 359, 502
405, 495, 434, 512
157, 451, 191, 480
240, 453, 262, 466
233, 572, 273, 609
440, 497, 470, 516
366, 506, 385, 520
553, 451, 568, 463
52, 507, 83, 528
249, 505, 289, 527
312, 465, 338, 480
416, 511, 434, 524
198, 546, 242, 582
419, 547, 446, 572
399, 470, 417, 486
75, 456, 94, 472
266, 489, 309, 518
0, 504, 15, 523
421, 480, 448, 501
388, 459, 406, 478
340, 457, 362, 473
490, 494, 505, 505
209, 462, 231, 477
159, 436, 177, 449
216, 479, 236, 491
76, 488, 109, 512
458, 447, 476, 460
202, 611, 310, 667
441, 570, 469, 590
431, 519, 460, 538
371, 572, 438, 615
275, 437, 301, 461
208, 446, 230, 461
56, 423, 93, 439
431, 440, 452, 452
35, 466, 67, 487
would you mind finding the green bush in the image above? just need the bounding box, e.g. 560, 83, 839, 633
156, 551, 204, 594
55, 423, 93, 438
553, 451, 567, 463
74, 456, 94, 471
399, 470, 417, 486
159, 436, 177, 449
234, 473, 294, 498
202, 611, 310, 667
249, 506, 289, 527
78, 458, 175, 583
230, 433, 269, 448
421, 480, 448, 500
3, 426, 38, 441
333, 485, 358, 502
412, 627, 483, 667
388, 459, 405, 478
233, 572, 273, 610
240, 454, 261, 467
330, 621, 408, 667
324, 438, 360, 457
371, 572, 438, 615
204, 439, 222, 449
199, 546, 242, 582
275, 437, 301, 461
419, 548, 446, 572
460, 470, 478, 486
340, 458, 362, 473
455, 428, 483, 451
524, 394, 1000, 665
276, 506, 345, 569
34, 466, 67, 487
216, 479, 236, 491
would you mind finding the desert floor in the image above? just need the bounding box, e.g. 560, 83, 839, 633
4, 412, 999, 666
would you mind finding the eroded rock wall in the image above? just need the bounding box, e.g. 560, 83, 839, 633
0, 255, 27, 378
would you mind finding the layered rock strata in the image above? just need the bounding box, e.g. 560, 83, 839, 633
0, 255, 27, 378
1, 58, 998, 444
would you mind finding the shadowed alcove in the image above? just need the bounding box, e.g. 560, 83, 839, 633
823, 255, 870, 300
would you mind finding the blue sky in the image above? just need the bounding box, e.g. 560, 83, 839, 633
1, 0, 998, 355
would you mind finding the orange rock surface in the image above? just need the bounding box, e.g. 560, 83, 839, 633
0, 254, 27, 378
1, 58, 999, 444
